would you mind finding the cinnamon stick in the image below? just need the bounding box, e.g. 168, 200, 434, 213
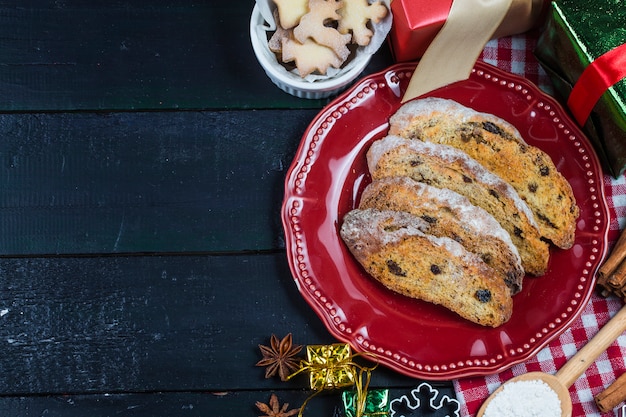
608, 258, 626, 290
598, 228, 626, 281
618, 286, 626, 304
595, 372, 626, 413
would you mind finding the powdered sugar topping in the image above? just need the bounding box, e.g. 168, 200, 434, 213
385, 176, 521, 262
341, 209, 482, 264
368, 135, 539, 230
389, 97, 526, 143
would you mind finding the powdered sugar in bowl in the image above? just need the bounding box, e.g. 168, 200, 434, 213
479, 373, 567, 417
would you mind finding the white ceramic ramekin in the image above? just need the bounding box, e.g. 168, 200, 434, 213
249, 4, 376, 100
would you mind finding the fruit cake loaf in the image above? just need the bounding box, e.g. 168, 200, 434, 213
388, 97, 579, 249
340, 208, 513, 327
367, 135, 550, 276
359, 176, 524, 294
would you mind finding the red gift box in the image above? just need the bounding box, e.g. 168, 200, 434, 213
389, 0, 548, 63
389, 0, 452, 62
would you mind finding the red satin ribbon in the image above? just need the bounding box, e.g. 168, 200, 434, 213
567, 43, 626, 126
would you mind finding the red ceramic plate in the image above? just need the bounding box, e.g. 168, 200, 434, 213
281, 62, 609, 380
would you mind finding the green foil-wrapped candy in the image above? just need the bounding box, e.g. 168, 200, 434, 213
535, 0, 626, 177
342, 388, 389, 417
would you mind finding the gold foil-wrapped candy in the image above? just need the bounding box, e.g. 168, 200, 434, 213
303, 343, 356, 390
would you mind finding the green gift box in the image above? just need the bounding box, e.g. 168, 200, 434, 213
535, 0, 626, 177
341, 388, 389, 417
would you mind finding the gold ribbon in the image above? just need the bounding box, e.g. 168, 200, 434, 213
402, 0, 513, 103
350, 366, 388, 417
287, 349, 384, 417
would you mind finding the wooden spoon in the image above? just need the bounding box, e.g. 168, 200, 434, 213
476, 304, 626, 417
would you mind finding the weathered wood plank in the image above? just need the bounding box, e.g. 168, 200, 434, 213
0, 0, 394, 111
0, 385, 458, 417
0, 253, 427, 396
0, 3, 455, 416
0, 109, 317, 256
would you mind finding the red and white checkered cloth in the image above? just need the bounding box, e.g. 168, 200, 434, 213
453, 31, 626, 417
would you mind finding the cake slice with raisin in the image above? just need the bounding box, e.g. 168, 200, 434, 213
359, 176, 525, 294
340, 208, 513, 327
388, 97, 578, 249
367, 135, 550, 276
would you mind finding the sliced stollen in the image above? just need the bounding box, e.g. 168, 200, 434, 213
340, 208, 513, 328
367, 135, 550, 276
359, 176, 524, 294
388, 97, 579, 249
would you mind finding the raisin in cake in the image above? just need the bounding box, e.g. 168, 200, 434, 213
359, 176, 524, 294
340, 208, 513, 327
388, 97, 579, 249
367, 135, 550, 276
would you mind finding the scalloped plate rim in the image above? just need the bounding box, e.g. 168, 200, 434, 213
281, 61, 610, 380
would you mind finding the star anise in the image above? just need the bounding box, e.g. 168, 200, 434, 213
256, 333, 303, 381
255, 393, 300, 417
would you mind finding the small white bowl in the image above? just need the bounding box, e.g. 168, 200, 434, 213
249, 4, 373, 100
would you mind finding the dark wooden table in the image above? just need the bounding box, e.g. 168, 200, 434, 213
0, 2, 455, 416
